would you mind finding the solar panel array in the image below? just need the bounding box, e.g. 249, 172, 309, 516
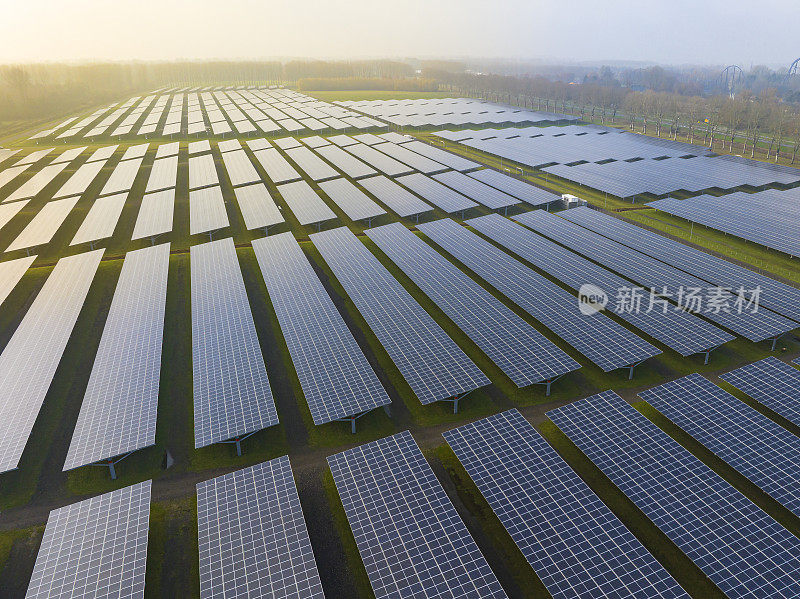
649, 192, 800, 257
396, 140, 480, 171
467, 214, 734, 356
197, 457, 324, 599
721, 357, 800, 427
25, 481, 151, 599
313, 143, 377, 179
548, 390, 800, 599
357, 174, 432, 218
132, 188, 175, 240
220, 149, 262, 187
276, 180, 336, 226
443, 410, 689, 599
0, 255, 35, 307
372, 141, 448, 174
252, 232, 390, 425
417, 218, 660, 372
101, 156, 143, 196
467, 169, 558, 206
641, 373, 800, 518
191, 238, 278, 448
70, 193, 127, 246
4, 162, 69, 203
233, 183, 284, 231
6, 196, 80, 252
311, 226, 490, 405
367, 222, 580, 387
342, 143, 413, 177
64, 243, 170, 470
284, 146, 340, 181
328, 431, 508, 599
54, 159, 108, 199
189, 154, 220, 190
189, 186, 229, 236
0, 249, 103, 473
317, 178, 385, 222
514, 210, 795, 342
433, 170, 520, 210
252, 148, 302, 184
559, 206, 800, 324
395, 173, 478, 213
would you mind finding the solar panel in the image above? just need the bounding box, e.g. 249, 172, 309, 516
559, 206, 800, 324
276, 180, 336, 226
190, 186, 229, 235
252, 148, 302, 184
641, 373, 800, 519
0, 249, 103, 473
70, 192, 127, 246
0, 199, 30, 232
14, 148, 53, 166
25, 481, 151, 599
467, 169, 558, 206
64, 243, 170, 471
0, 255, 35, 308
221, 149, 261, 187
49, 146, 87, 165
217, 139, 241, 153
351, 133, 383, 145
53, 159, 108, 200
86, 145, 118, 163
433, 170, 520, 210
327, 134, 358, 147
444, 410, 689, 599
191, 237, 277, 448
514, 210, 795, 343
311, 226, 489, 406
154, 142, 180, 159
283, 146, 339, 182
548, 390, 800, 599
0, 164, 33, 194
342, 143, 414, 177
372, 141, 448, 174
197, 457, 324, 599
273, 136, 303, 150
329, 431, 507, 599
313, 144, 377, 179
233, 183, 284, 231
467, 214, 734, 356
189, 154, 220, 190
367, 222, 580, 389
252, 232, 390, 426
100, 156, 143, 196
393, 140, 480, 172
146, 156, 178, 192
120, 143, 149, 161
6, 196, 80, 252
299, 135, 330, 149
721, 357, 800, 427
395, 173, 478, 213
132, 189, 174, 241
189, 140, 212, 155
317, 178, 385, 222
417, 218, 660, 373
357, 175, 432, 218
4, 162, 69, 203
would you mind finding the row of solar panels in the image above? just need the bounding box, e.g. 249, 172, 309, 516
338, 97, 578, 127
32, 88, 384, 141
6, 204, 797, 475
1, 136, 559, 253
23, 355, 800, 598
649, 189, 800, 257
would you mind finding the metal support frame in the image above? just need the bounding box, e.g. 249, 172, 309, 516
95, 451, 135, 480
770, 335, 782, 351
444, 389, 475, 414
625, 360, 646, 380
535, 373, 566, 397
220, 431, 258, 456
338, 411, 370, 434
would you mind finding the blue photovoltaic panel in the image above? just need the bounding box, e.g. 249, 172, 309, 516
514, 210, 795, 343
64, 243, 170, 470
444, 410, 689, 599
559, 206, 800, 325
417, 218, 660, 372
395, 173, 478, 213
191, 237, 277, 448
25, 481, 151, 599
548, 390, 800, 599
0, 249, 103, 474
366, 222, 580, 387
641, 373, 800, 519
357, 175, 432, 218
466, 214, 734, 356
721, 356, 800, 428
252, 232, 390, 425
328, 431, 508, 599
197, 457, 324, 599
311, 226, 489, 404
433, 170, 520, 210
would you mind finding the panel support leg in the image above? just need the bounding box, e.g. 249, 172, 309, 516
771, 336, 779, 351
351, 416, 356, 434
703, 350, 710, 365
108, 461, 117, 480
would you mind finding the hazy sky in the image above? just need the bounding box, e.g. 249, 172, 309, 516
1, 0, 797, 67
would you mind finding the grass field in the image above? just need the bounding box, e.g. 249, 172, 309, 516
1, 93, 800, 599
